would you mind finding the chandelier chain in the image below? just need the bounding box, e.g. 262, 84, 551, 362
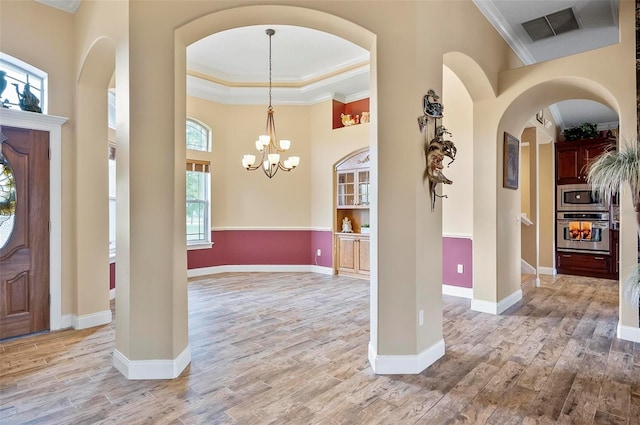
268, 30, 272, 109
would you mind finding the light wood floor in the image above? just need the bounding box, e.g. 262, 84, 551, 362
1, 272, 639, 424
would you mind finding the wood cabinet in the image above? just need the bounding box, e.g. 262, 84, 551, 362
335, 148, 370, 278
555, 138, 613, 184
336, 233, 370, 278
556, 252, 614, 279
611, 229, 619, 276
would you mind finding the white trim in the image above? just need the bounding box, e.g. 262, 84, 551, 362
442, 284, 473, 299
471, 289, 523, 315
521, 259, 536, 274
471, 0, 536, 65
74, 310, 112, 330
520, 214, 533, 226
113, 345, 191, 380
210, 226, 333, 232
538, 267, 557, 276
617, 325, 640, 343
0, 108, 68, 331
61, 314, 73, 329
187, 264, 335, 278
442, 233, 472, 239
368, 339, 445, 374
109, 288, 116, 300
186, 242, 213, 250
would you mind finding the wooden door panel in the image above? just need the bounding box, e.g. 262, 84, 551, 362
338, 237, 356, 272
556, 147, 580, 183
0, 126, 49, 339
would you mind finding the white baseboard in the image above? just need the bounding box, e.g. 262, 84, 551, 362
74, 310, 112, 330
442, 284, 473, 299
521, 259, 536, 274
368, 339, 445, 374
187, 264, 334, 278
109, 288, 116, 300
471, 289, 523, 315
61, 314, 73, 329
113, 345, 191, 380
617, 324, 640, 343
538, 267, 557, 276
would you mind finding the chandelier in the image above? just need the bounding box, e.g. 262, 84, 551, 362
241, 28, 300, 178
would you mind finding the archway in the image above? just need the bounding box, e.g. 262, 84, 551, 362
75, 36, 116, 328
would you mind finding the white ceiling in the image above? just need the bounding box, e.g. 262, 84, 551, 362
37, 0, 622, 130
187, 26, 370, 105
473, 0, 620, 130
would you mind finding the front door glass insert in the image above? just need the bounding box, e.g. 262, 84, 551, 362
0, 133, 16, 249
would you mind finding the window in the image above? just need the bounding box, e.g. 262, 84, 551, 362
108, 144, 116, 256
1, 52, 47, 113
186, 119, 211, 152
186, 160, 210, 245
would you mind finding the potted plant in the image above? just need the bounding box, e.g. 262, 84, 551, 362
360, 223, 370, 234
587, 139, 640, 302
563, 122, 599, 141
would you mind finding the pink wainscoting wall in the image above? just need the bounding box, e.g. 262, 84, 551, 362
187, 230, 334, 269
109, 262, 116, 290
442, 237, 472, 288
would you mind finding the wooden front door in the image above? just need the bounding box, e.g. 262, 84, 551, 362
0, 126, 50, 339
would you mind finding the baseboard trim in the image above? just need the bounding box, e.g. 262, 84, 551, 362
74, 310, 112, 330
109, 288, 116, 300
61, 314, 73, 329
538, 267, 557, 276
113, 345, 191, 380
521, 259, 536, 274
617, 325, 640, 343
442, 284, 473, 299
187, 264, 334, 278
368, 339, 445, 374
471, 289, 523, 315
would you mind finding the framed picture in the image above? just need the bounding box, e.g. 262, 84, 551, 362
536, 110, 544, 124
503, 132, 519, 190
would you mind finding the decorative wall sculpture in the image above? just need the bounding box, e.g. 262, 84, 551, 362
418, 89, 457, 211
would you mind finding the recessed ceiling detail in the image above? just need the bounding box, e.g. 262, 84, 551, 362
522, 7, 580, 41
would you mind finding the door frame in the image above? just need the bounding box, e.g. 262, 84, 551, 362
1, 108, 67, 331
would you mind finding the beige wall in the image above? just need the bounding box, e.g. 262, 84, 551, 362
442, 65, 473, 238
539, 142, 554, 269
520, 128, 536, 269
186, 96, 369, 231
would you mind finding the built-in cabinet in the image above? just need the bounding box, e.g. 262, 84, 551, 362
336, 233, 370, 277
555, 138, 613, 184
555, 137, 618, 279
335, 148, 370, 279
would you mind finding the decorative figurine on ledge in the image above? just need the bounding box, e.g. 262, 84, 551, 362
13, 82, 42, 113
418, 89, 457, 211
341, 113, 359, 126
341, 217, 353, 233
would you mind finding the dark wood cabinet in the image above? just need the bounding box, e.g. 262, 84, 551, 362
555, 138, 613, 185
556, 252, 612, 279
611, 229, 619, 275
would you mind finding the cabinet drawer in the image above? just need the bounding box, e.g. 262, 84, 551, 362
557, 252, 610, 271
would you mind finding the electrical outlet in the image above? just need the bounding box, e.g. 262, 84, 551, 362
419, 310, 424, 326
316, 248, 322, 257
457, 264, 464, 274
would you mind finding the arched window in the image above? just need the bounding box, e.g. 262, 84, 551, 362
186, 118, 212, 247
186, 118, 211, 152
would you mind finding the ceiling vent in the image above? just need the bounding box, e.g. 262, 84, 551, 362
522, 7, 580, 42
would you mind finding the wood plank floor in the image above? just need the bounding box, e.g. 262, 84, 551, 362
1, 272, 639, 424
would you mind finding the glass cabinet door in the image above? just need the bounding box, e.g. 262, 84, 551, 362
337, 172, 355, 206
357, 170, 370, 206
